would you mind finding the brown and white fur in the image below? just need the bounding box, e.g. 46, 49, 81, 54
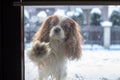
26, 15, 82, 80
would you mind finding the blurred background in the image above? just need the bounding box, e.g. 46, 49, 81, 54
24, 5, 120, 80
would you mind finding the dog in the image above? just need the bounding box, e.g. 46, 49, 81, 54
26, 15, 82, 80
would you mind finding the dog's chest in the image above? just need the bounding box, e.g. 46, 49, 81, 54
38, 40, 66, 71
49, 40, 66, 65
49, 40, 65, 55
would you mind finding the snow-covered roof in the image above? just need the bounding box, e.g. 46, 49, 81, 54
90, 8, 102, 15
54, 9, 66, 16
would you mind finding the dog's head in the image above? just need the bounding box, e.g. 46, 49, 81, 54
32, 15, 82, 60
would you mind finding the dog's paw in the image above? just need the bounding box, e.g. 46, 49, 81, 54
32, 41, 50, 57
26, 41, 51, 62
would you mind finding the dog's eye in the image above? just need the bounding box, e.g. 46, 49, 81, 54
62, 24, 67, 30
50, 22, 56, 27
70, 23, 74, 29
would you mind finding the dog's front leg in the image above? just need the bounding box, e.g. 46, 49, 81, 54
55, 69, 67, 80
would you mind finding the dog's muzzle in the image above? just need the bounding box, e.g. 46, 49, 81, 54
54, 27, 61, 34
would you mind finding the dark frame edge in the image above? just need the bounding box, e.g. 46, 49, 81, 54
21, 6, 25, 80
13, 1, 120, 6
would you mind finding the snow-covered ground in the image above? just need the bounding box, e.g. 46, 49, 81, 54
25, 43, 120, 80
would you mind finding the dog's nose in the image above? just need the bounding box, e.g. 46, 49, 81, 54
54, 28, 61, 33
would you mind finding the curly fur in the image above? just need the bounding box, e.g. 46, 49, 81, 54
26, 15, 82, 80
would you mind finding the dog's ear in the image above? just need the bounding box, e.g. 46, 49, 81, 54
65, 21, 82, 60
32, 16, 52, 42
32, 15, 59, 42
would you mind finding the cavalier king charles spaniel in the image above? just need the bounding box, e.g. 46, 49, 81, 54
26, 15, 82, 80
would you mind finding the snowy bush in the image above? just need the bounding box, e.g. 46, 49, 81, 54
30, 11, 47, 24
37, 11, 47, 23
30, 11, 47, 31
24, 9, 30, 26
109, 10, 120, 26
24, 9, 31, 42
90, 8, 103, 26
54, 9, 66, 16
66, 8, 85, 26
24, 16, 29, 26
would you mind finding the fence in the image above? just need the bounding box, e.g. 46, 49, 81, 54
24, 26, 120, 46
81, 26, 104, 45
111, 27, 120, 44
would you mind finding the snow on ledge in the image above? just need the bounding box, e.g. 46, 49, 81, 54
101, 21, 112, 27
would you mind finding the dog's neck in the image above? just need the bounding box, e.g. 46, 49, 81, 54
49, 39, 65, 56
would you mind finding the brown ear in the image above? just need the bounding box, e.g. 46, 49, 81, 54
65, 22, 82, 60
32, 16, 52, 42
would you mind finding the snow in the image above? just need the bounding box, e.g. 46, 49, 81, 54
101, 21, 112, 27
24, 9, 30, 19
46, 9, 50, 13
54, 9, 66, 16
110, 45, 120, 50
81, 44, 105, 50
37, 11, 47, 18
68, 50, 120, 80
30, 13, 47, 23
36, 11, 47, 23
30, 11, 47, 23
25, 23, 30, 28
25, 50, 38, 80
66, 11, 75, 17
90, 8, 102, 15
24, 43, 120, 80
30, 16, 39, 23
74, 8, 83, 16
108, 6, 120, 18
74, 12, 80, 16
75, 8, 83, 13
24, 37, 26, 43
66, 8, 83, 17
